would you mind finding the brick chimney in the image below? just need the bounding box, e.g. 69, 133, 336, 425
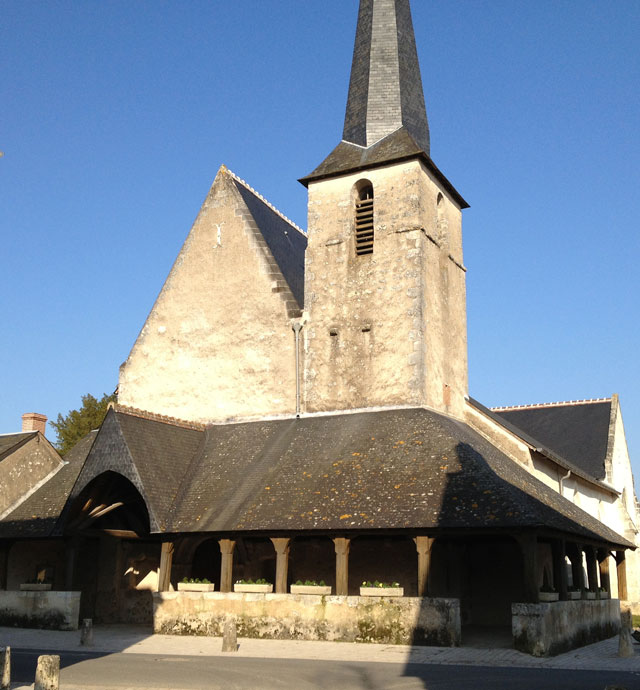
22, 412, 47, 436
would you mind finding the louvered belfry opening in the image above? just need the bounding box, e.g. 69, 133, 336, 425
355, 184, 374, 255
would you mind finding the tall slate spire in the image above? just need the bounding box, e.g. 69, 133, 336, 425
343, 0, 430, 154
301, 0, 466, 209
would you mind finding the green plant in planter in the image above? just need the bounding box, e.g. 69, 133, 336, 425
235, 578, 271, 585
181, 577, 211, 584
361, 580, 400, 588
294, 579, 326, 586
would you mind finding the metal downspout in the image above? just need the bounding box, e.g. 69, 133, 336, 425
292, 322, 303, 418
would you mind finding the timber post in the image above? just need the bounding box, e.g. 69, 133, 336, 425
0, 543, 9, 591
158, 542, 174, 592
414, 536, 434, 597
219, 539, 236, 593
517, 533, 539, 603
584, 545, 598, 598
615, 550, 628, 600
333, 537, 350, 596
270, 538, 291, 594
597, 548, 611, 594
551, 539, 568, 601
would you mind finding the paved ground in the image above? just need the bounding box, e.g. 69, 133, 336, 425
2, 625, 639, 689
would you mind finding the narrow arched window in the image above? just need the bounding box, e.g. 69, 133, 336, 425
355, 182, 374, 256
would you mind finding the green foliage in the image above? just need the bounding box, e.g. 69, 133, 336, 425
235, 578, 270, 585
294, 580, 326, 587
361, 580, 400, 588
51, 392, 115, 456
181, 578, 211, 584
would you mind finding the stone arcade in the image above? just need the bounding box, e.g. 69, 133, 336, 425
1, 0, 638, 657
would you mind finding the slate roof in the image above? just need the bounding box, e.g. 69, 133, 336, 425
0, 432, 36, 461
0, 431, 96, 538
493, 400, 613, 482
61, 410, 203, 533
230, 176, 307, 308
1, 407, 630, 549
167, 408, 629, 547
299, 129, 468, 209
343, 0, 430, 153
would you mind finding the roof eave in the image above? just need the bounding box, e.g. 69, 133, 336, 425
299, 150, 469, 210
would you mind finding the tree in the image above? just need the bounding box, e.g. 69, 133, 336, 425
51, 392, 116, 456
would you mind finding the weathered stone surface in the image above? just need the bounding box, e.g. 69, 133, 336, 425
221, 617, 237, 652
118, 166, 304, 424
0, 646, 10, 690
618, 608, 634, 658
80, 618, 93, 646
0, 591, 80, 631
34, 654, 59, 690
304, 159, 468, 419
512, 599, 620, 657
153, 592, 460, 647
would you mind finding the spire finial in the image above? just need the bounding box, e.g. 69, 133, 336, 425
343, 0, 430, 154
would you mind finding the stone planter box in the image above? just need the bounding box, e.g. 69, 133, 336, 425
234, 584, 273, 593
586, 591, 596, 600
599, 591, 610, 599
19, 583, 52, 591
539, 592, 559, 602
360, 587, 404, 597
290, 585, 332, 595
177, 583, 215, 593
568, 591, 582, 600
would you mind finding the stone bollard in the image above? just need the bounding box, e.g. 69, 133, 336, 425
618, 609, 634, 658
35, 654, 60, 690
221, 617, 238, 653
80, 618, 94, 646
0, 646, 10, 690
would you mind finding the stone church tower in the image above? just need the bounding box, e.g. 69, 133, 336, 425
300, 0, 469, 419
117, 0, 470, 424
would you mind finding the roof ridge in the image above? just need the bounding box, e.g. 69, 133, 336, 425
491, 398, 612, 412
111, 403, 206, 431
225, 167, 307, 238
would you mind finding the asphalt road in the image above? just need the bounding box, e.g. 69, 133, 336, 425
11, 648, 640, 690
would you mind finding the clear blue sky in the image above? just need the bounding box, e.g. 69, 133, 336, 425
2, 2, 639, 477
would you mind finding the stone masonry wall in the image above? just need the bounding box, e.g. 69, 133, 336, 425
154, 592, 461, 647
118, 167, 300, 423
512, 599, 620, 657
0, 591, 80, 631
303, 159, 467, 418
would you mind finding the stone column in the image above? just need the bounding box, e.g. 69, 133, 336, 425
414, 536, 434, 597
333, 537, 350, 596
616, 551, 628, 600
598, 549, 611, 594
585, 546, 598, 597
517, 534, 539, 603
270, 538, 290, 594
219, 539, 236, 593
551, 539, 568, 601
158, 542, 174, 592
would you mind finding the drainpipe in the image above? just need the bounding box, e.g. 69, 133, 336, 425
559, 470, 571, 496
292, 321, 303, 418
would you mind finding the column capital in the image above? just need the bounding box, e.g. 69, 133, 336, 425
333, 537, 350, 556
218, 539, 236, 556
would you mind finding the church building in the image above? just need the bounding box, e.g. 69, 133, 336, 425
1, 0, 637, 656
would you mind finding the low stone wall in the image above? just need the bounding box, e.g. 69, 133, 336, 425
512, 599, 620, 657
153, 592, 461, 646
0, 591, 81, 631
